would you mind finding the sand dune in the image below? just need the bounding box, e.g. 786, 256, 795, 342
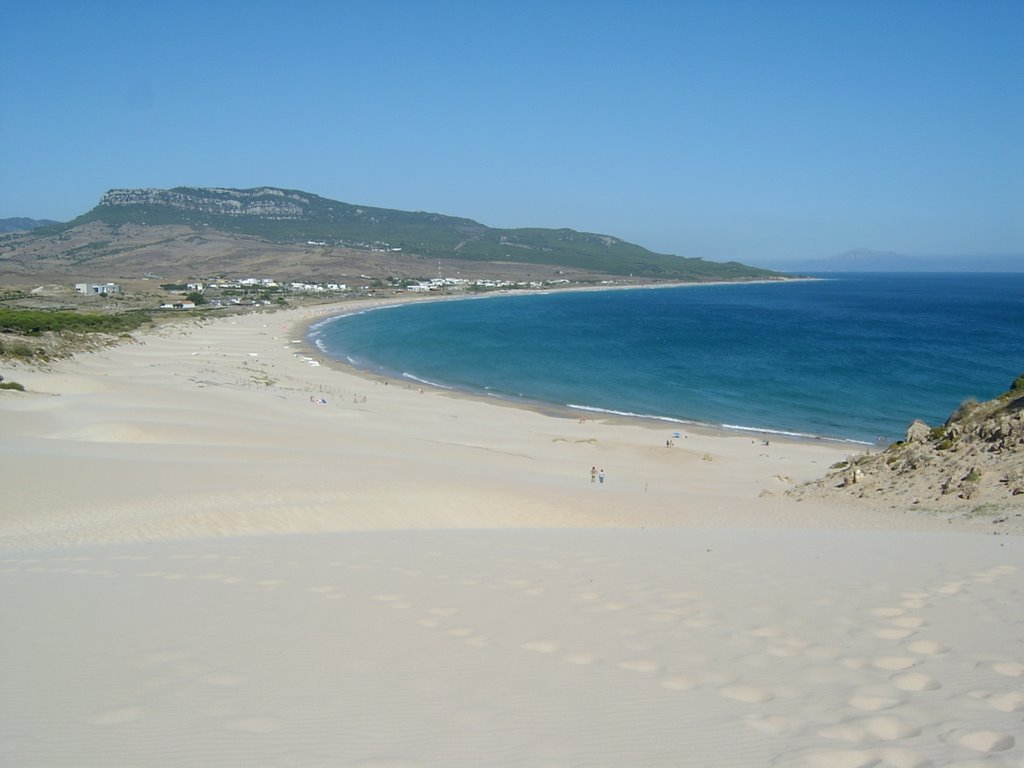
1, 301, 1021, 766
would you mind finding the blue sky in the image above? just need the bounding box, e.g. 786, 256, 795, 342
1, 0, 1021, 266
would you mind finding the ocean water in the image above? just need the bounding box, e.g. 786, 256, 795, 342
310, 273, 1024, 444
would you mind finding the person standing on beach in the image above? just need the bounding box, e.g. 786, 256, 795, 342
599, 469, 605, 484
590, 466, 597, 484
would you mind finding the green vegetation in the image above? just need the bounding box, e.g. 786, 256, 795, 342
62, 187, 783, 281
0, 380, 25, 391
0, 308, 151, 335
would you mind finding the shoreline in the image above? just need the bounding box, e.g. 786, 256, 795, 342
2, 299, 1010, 546
296, 280, 876, 451
2, 300, 1022, 767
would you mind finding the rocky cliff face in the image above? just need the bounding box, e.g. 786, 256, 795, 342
791, 376, 1024, 522
99, 188, 310, 220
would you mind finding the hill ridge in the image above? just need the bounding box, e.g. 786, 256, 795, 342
61, 186, 777, 280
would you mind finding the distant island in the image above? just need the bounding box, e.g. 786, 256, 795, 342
769, 248, 1023, 273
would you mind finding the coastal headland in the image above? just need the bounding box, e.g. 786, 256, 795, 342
1, 300, 1021, 767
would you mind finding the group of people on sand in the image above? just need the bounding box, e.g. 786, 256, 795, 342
589, 466, 605, 484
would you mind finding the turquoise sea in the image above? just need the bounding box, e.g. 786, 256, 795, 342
310, 273, 1024, 445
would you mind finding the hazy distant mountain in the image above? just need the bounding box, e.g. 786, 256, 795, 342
0, 217, 60, 233
773, 248, 1023, 273
53, 186, 780, 281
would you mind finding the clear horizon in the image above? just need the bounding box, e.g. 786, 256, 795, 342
1, 0, 1021, 267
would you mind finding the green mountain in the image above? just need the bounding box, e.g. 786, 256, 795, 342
64, 187, 778, 281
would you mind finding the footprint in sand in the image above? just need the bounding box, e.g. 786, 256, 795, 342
989, 564, 1018, 575
840, 657, 869, 670
890, 671, 941, 692
859, 716, 921, 740
955, 730, 1015, 753
743, 714, 793, 735
617, 659, 660, 674
899, 589, 930, 603
563, 652, 601, 666
719, 685, 774, 704
905, 639, 948, 655
988, 691, 1024, 712
371, 594, 411, 609
974, 659, 1024, 678
870, 607, 906, 618
898, 597, 928, 609
660, 675, 699, 692
991, 660, 1024, 677
848, 695, 902, 712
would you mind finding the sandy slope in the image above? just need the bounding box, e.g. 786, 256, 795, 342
1, 301, 1021, 767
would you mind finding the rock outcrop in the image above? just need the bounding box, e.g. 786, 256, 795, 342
99, 188, 308, 220
791, 375, 1024, 520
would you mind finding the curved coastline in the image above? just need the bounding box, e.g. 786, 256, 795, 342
302, 285, 873, 448
5, 297, 1022, 767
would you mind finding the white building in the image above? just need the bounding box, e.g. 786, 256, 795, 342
74, 282, 122, 295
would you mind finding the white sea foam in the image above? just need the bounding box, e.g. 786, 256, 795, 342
721, 423, 873, 445
307, 303, 400, 336
567, 404, 698, 425
567, 404, 868, 445
401, 372, 454, 390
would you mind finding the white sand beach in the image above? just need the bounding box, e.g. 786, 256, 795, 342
1, 302, 1022, 767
